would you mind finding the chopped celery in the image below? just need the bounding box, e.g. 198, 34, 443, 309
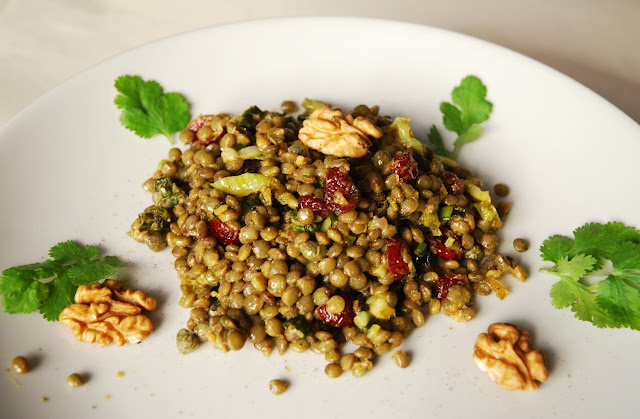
389, 117, 425, 156
354, 311, 372, 330
473, 202, 498, 223
418, 211, 442, 236
238, 145, 268, 160
484, 274, 509, 300
212, 173, 276, 197
462, 180, 491, 203
222, 146, 268, 163
301, 98, 327, 113
366, 294, 395, 320
319, 216, 333, 232
366, 324, 381, 341
386, 197, 399, 212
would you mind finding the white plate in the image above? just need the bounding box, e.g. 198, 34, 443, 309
1, 17, 639, 419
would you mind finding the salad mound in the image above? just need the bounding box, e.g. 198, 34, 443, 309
129, 99, 527, 376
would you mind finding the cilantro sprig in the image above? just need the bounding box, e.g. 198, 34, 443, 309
114, 75, 191, 142
427, 75, 493, 158
0, 241, 126, 321
540, 222, 640, 330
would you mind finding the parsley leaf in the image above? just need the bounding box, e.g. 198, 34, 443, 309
427, 75, 493, 158
540, 222, 640, 331
114, 75, 191, 142
0, 241, 126, 321
427, 125, 449, 158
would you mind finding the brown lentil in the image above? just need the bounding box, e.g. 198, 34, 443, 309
269, 379, 288, 395
493, 183, 510, 197
66, 373, 84, 388
325, 363, 343, 378
513, 238, 529, 252
11, 356, 30, 374
392, 350, 410, 368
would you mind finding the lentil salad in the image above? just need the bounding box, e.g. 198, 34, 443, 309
128, 100, 527, 377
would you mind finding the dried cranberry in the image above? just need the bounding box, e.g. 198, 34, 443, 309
390, 152, 419, 183
298, 195, 328, 212
441, 171, 464, 195
434, 273, 469, 299
209, 218, 240, 245
427, 236, 461, 260
385, 238, 411, 281
316, 301, 355, 327
186, 114, 214, 132
323, 167, 360, 214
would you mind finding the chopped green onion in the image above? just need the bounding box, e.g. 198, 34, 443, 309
438, 206, 454, 221
414, 242, 428, 257
212, 173, 276, 197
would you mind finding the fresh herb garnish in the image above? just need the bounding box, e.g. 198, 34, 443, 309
114, 75, 191, 142
0, 241, 126, 321
540, 222, 640, 330
428, 75, 493, 158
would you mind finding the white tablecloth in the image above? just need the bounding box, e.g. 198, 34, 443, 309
1, 0, 639, 126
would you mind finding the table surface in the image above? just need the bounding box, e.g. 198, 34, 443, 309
1, 0, 639, 127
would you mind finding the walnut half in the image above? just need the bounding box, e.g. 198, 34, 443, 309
59, 280, 156, 347
298, 107, 382, 158
473, 323, 548, 391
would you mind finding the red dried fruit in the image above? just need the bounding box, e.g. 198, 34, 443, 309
441, 171, 464, 195
316, 301, 355, 327
434, 273, 469, 300
390, 152, 419, 183
298, 195, 328, 212
385, 238, 411, 281
186, 114, 214, 132
428, 236, 461, 260
324, 167, 360, 214
209, 218, 240, 245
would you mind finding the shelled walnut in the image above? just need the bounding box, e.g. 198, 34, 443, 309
59, 280, 157, 347
298, 107, 382, 158
473, 323, 548, 390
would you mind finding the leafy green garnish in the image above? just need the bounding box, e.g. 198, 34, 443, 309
428, 75, 493, 158
114, 75, 190, 142
540, 222, 640, 330
0, 241, 126, 321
